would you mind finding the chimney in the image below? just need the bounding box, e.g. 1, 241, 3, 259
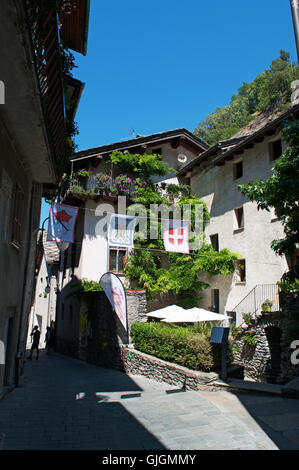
290, 0, 299, 62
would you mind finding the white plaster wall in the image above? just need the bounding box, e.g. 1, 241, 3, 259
75, 199, 113, 282
192, 134, 288, 324
26, 257, 49, 349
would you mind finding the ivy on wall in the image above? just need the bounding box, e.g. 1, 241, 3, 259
111, 151, 240, 307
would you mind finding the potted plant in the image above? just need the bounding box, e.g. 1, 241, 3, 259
242, 312, 253, 325
243, 329, 258, 347
77, 169, 91, 188
261, 299, 272, 311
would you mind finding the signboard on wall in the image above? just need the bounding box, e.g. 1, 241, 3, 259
100, 272, 128, 331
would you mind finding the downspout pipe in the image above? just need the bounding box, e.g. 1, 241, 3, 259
290, 0, 299, 63
15, 184, 35, 386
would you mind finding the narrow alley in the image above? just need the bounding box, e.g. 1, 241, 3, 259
0, 351, 299, 451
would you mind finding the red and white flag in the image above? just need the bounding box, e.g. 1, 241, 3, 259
163, 220, 190, 254
47, 203, 79, 243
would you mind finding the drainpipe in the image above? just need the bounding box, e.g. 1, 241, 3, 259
290, 0, 299, 63
15, 184, 35, 386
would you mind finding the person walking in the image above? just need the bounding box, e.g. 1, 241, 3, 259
28, 325, 41, 360
45, 326, 53, 354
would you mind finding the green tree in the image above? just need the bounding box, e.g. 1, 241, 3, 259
194, 51, 299, 145
238, 120, 299, 282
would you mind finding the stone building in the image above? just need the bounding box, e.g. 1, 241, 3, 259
180, 100, 299, 325
0, 0, 90, 396
26, 232, 59, 351
54, 129, 208, 355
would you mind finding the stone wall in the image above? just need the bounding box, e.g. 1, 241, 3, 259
233, 292, 299, 384
146, 293, 179, 313
56, 289, 148, 370
122, 346, 219, 390
126, 289, 147, 338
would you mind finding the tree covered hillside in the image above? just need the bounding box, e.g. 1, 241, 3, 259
194, 51, 299, 145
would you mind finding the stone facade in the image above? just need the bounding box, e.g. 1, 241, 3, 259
190, 130, 288, 324
55, 289, 148, 370
126, 289, 147, 339
122, 345, 219, 390
233, 292, 299, 384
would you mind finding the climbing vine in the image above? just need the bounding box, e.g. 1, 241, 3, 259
115, 151, 239, 307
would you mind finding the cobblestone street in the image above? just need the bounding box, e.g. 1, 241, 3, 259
0, 351, 299, 451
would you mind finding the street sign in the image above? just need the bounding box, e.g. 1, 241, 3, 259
210, 327, 230, 345
210, 327, 230, 380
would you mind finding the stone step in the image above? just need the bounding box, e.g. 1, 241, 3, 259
213, 378, 283, 396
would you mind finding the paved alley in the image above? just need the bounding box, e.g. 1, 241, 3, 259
0, 351, 299, 450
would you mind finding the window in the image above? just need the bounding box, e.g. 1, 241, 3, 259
109, 248, 127, 273
236, 259, 246, 283
210, 234, 219, 251
270, 139, 282, 161
234, 206, 244, 230
152, 148, 162, 156
233, 161, 243, 180
11, 184, 24, 247
211, 289, 220, 313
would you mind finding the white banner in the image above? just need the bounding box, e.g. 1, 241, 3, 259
100, 272, 127, 331
108, 214, 136, 248
47, 203, 79, 243
163, 219, 190, 254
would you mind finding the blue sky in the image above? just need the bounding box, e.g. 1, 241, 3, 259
40, 0, 297, 223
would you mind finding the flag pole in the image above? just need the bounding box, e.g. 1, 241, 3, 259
290, 0, 299, 63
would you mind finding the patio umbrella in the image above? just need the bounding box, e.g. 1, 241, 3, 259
146, 305, 186, 319
147, 305, 231, 323
160, 308, 231, 323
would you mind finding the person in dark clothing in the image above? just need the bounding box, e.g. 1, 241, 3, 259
45, 326, 53, 354
28, 325, 41, 360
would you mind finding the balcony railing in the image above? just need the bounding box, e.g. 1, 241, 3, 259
24, 0, 67, 177
58, 172, 147, 202
229, 284, 280, 324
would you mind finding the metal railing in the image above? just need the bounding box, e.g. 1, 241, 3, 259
230, 284, 280, 324
24, 0, 67, 176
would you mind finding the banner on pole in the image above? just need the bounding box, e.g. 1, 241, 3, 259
108, 214, 136, 248
47, 203, 79, 243
163, 219, 190, 254
100, 272, 128, 331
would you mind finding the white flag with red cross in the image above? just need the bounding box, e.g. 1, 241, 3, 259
163, 219, 190, 254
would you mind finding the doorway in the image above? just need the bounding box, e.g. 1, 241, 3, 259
265, 326, 282, 383
4, 317, 14, 386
